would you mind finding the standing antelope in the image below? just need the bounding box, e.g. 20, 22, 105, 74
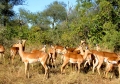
10, 39, 26, 64
91, 49, 120, 78
0, 44, 5, 59
54, 45, 64, 64
47, 45, 56, 68
13, 42, 49, 78
75, 46, 94, 67
61, 47, 91, 74
31, 45, 46, 53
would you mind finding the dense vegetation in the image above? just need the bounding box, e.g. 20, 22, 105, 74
0, 0, 120, 50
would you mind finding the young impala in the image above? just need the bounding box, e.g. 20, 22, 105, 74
10, 39, 26, 64
0, 44, 5, 59
13, 42, 49, 79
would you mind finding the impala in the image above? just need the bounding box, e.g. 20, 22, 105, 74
31, 45, 46, 53
54, 45, 65, 63
61, 47, 91, 74
91, 49, 120, 78
0, 44, 5, 59
75, 46, 95, 68
55, 45, 64, 54
11, 39, 26, 64
47, 45, 56, 68
103, 55, 120, 78
13, 42, 49, 79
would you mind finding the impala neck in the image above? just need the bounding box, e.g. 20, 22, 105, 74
79, 46, 84, 56
18, 44, 24, 58
22, 40, 26, 47
84, 50, 89, 60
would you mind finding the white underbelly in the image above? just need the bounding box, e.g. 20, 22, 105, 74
69, 58, 77, 63
28, 59, 38, 63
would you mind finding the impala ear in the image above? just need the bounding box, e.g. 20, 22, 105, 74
51, 45, 54, 48
85, 46, 89, 50
18, 40, 22, 44
44, 45, 46, 47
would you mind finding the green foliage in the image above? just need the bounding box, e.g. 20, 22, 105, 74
0, 0, 119, 52
43, 1, 67, 28
0, 0, 25, 26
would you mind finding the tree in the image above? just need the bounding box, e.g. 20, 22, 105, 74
19, 8, 50, 29
43, 1, 67, 29
0, 0, 25, 26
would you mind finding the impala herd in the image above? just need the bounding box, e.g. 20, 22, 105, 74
0, 40, 120, 79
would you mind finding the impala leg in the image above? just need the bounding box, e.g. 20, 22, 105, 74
92, 58, 98, 74
77, 62, 81, 73
24, 62, 29, 78
97, 62, 102, 75
84, 60, 88, 67
61, 59, 69, 74
3, 53, 5, 63
118, 64, 120, 78
105, 63, 113, 79
42, 62, 48, 79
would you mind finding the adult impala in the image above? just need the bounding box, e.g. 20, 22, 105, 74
47, 45, 56, 68
13, 42, 49, 79
31, 45, 46, 53
10, 39, 26, 64
91, 47, 120, 78
61, 47, 91, 74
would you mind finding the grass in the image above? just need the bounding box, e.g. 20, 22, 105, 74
0, 49, 120, 84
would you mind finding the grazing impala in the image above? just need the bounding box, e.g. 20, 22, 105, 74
61, 47, 91, 74
11, 39, 26, 64
13, 42, 49, 79
0, 45, 5, 59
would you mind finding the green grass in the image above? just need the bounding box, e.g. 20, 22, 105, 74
0, 49, 120, 84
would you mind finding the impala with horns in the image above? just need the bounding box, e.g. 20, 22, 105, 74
61, 47, 91, 74
10, 39, 26, 64
13, 42, 49, 79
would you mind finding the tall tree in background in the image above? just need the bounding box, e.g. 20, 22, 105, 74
43, 1, 67, 29
0, 0, 25, 26
19, 8, 50, 30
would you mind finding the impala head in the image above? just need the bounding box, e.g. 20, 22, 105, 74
83, 47, 92, 59
75, 45, 83, 51
96, 44, 101, 51
80, 40, 86, 46
51, 45, 54, 49
61, 47, 67, 54
13, 42, 22, 48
